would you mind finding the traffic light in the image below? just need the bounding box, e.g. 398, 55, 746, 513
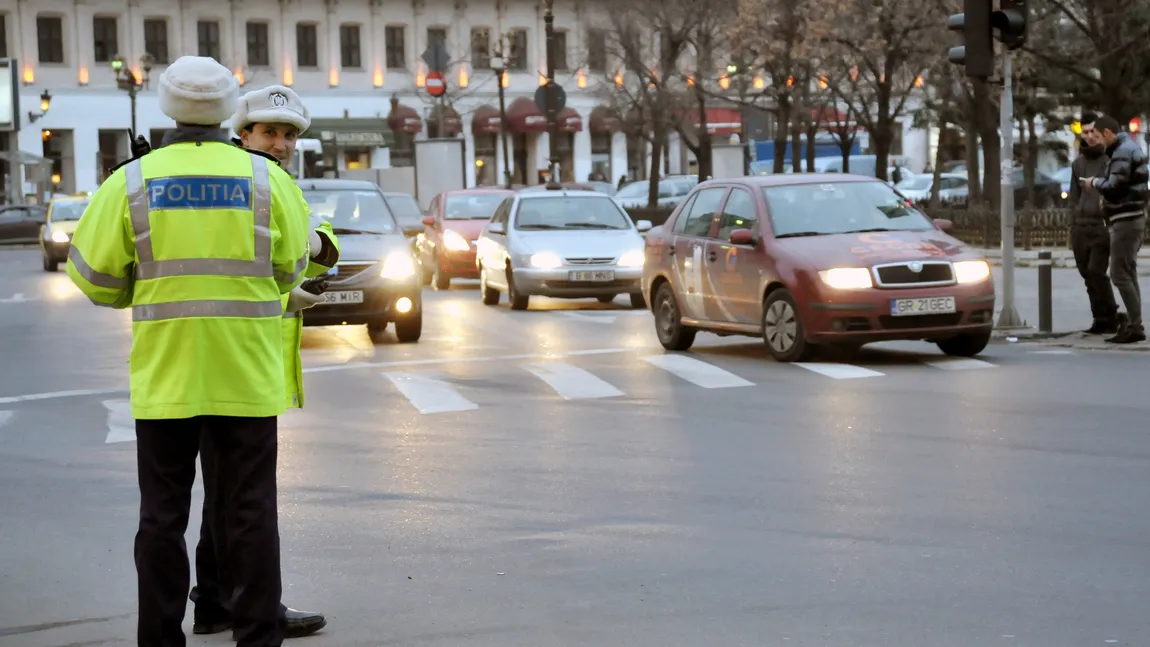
993, 0, 1027, 49
947, 0, 994, 78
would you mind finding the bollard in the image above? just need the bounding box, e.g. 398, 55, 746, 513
1037, 250, 1053, 333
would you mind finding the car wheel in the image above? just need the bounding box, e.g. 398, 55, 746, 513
367, 321, 389, 344
761, 289, 815, 362
597, 295, 617, 304
479, 264, 500, 305
653, 282, 696, 351
42, 255, 57, 272
629, 293, 646, 309
936, 329, 991, 357
394, 310, 422, 343
433, 261, 451, 291
506, 267, 529, 311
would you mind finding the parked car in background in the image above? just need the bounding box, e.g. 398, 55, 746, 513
0, 204, 47, 245
895, 173, 970, 205
613, 176, 697, 209
417, 188, 514, 290
642, 174, 995, 362
380, 191, 424, 239
1052, 166, 1072, 204
476, 189, 653, 310
39, 196, 90, 271
297, 179, 423, 344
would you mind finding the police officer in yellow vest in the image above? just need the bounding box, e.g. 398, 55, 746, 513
189, 84, 336, 641
66, 56, 310, 647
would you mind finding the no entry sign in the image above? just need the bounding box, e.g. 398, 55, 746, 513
426, 71, 446, 97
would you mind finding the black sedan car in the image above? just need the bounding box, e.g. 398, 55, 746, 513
297, 179, 423, 344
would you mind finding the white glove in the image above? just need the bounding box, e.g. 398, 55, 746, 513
308, 230, 322, 258
286, 287, 325, 312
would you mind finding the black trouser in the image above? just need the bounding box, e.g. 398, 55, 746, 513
191, 431, 289, 623
135, 416, 282, 647
1071, 223, 1118, 323
1110, 216, 1146, 333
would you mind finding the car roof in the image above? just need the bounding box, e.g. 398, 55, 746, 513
441, 188, 516, 196
517, 189, 614, 199
296, 179, 380, 191
51, 195, 91, 203
695, 173, 882, 189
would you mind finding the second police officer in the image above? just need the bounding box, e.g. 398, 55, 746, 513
190, 84, 340, 640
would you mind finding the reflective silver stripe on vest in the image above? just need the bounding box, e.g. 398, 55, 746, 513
283, 310, 299, 319
133, 299, 284, 322
68, 245, 130, 290
125, 155, 274, 279
276, 254, 309, 286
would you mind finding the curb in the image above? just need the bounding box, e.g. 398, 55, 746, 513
992, 329, 1076, 341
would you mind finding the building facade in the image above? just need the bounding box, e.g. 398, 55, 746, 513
0, 0, 677, 195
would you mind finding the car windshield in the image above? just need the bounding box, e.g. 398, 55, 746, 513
50, 201, 89, 221
614, 182, 653, 199
896, 176, 932, 191
383, 194, 423, 227
303, 189, 398, 234
514, 196, 633, 230
1052, 167, 1072, 182
763, 181, 935, 237
445, 193, 507, 219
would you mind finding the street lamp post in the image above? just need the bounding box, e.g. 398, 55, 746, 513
543, 0, 561, 187
491, 45, 513, 189
111, 53, 154, 136
726, 62, 751, 176
27, 90, 53, 124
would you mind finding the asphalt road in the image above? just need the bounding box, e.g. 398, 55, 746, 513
2, 246, 1149, 647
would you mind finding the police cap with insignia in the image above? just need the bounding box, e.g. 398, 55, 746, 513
231, 85, 311, 134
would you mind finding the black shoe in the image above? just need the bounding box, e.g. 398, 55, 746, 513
1105, 329, 1146, 344
193, 611, 232, 635
231, 608, 327, 641
1086, 320, 1113, 334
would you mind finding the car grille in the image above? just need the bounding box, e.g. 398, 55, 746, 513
878, 313, 964, 330
565, 257, 616, 265
334, 263, 376, 278
874, 261, 954, 287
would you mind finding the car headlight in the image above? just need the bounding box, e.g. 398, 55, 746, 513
818, 267, 873, 290
953, 260, 991, 284
1061, 191, 1068, 200
442, 229, 470, 252
50, 231, 69, 243
529, 252, 562, 269
380, 252, 416, 279
617, 250, 645, 267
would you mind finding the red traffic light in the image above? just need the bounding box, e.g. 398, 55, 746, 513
1130, 117, 1141, 133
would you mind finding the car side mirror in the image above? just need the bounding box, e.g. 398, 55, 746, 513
933, 218, 953, 233
729, 228, 756, 246
635, 219, 653, 233
421, 216, 435, 227
487, 221, 506, 235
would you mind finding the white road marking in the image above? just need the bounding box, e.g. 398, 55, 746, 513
793, 363, 885, 379
0, 410, 12, 429
641, 354, 754, 388
1029, 349, 1074, 355
559, 312, 617, 324
302, 346, 641, 374
0, 292, 30, 303
103, 400, 135, 443
0, 386, 127, 405
523, 362, 624, 400
925, 358, 997, 370
382, 372, 479, 414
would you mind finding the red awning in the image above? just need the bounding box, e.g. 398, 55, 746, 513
557, 107, 582, 133
506, 97, 548, 133
387, 103, 423, 134
589, 106, 622, 133
692, 107, 741, 136
811, 107, 855, 126
472, 105, 503, 134
427, 105, 462, 137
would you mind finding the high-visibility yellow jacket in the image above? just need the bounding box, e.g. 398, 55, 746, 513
281, 219, 339, 409
66, 141, 311, 420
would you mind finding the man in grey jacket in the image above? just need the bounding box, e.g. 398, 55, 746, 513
1069, 113, 1120, 334
1082, 114, 1148, 344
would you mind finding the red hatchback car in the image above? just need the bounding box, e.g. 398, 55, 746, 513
417, 188, 515, 289
642, 174, 996, 362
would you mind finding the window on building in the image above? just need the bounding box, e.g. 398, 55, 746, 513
0, 14, 9, 58
144, 19, 169, 64
552, 30, 568, 71
508, 29, 527, 70
340, 24, 361, 68
586, 28, 606, 73
469, 28, 490, 69
36, 16, 64, 64
246, 22, 269, 66
385, 25, 405, 69
92, 16, 118, 63
197, 21, 220, 60
297, 23, 318, 67
427, 27, 447, 58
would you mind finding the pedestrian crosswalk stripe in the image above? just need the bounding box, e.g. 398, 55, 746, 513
1030, 349, 1074, 355
641, 354, 754, 388
523, 362, 625, 400
103, 400, 135, 443
793, 362, 885, 379
0, 410, 12, 430
925, 358, 997, 370
382, 372, 479, 414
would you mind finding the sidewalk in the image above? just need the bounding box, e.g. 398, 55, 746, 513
987, 263, 1150, 351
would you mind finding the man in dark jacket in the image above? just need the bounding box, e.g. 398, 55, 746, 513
1069, 113, 1120, 333
1083, 115, 1148, 343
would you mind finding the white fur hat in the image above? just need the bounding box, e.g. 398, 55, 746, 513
231, 85, 310, 133
158, 56, 239, 126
